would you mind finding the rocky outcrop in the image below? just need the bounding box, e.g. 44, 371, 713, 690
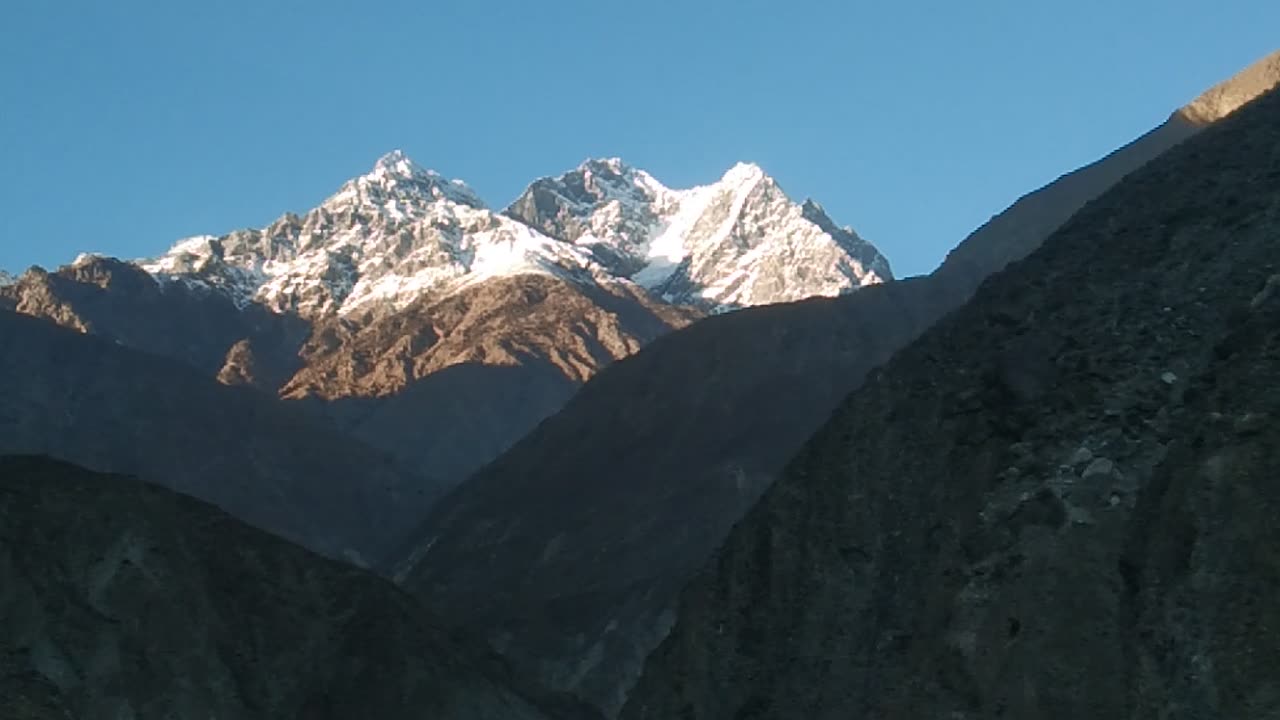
623, 86, 1280, 719
1178, 48, 1280, 124
0, 455, 601, 720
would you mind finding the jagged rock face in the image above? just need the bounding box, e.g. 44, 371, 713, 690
0, 310, 433, 564
216, 338, 266, 389
284, 274, 701, 483
393, 54, 1280, 716
623, 88, 1280, 719
505, 158, 675, 279
286, 274, 696, 398
0, 456, 601, 720
506, 159, 892, 310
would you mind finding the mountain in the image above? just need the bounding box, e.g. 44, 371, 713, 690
392, 51, 1280, 715
0, 455, 601, 720
506, 158, 891, 310
138, 150, 616, 319
4, 153, 884, 493
0, 270, 14, 287
3, 257, 309, 390
138, 151, 887, 317
0, 309, 432, 565
622, 86, 1280, 718
281, 273, 699, 481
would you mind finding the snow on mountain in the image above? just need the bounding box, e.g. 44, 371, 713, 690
141, 151, 608, 318
506, 158, 893, 309
139, 150, 891, 318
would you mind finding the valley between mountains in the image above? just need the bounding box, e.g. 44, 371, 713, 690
2, 48, 1278, 720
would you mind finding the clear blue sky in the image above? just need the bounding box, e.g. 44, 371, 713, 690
1, 1, 1275, 278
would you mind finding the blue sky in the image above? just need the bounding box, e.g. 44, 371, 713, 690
1, 1, 1275, 279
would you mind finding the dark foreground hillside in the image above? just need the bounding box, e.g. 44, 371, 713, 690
390, 52, 1280, 716
624, 88, 1280, 719
0, 456, 600, 720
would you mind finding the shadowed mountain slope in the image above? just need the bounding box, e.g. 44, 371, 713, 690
0, 310, 430, 564
624, 85, 1280, 720
394, 51, 1280, 715
0, 455, 602, 720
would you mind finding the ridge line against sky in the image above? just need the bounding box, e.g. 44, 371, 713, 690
1, 0, 1276, 278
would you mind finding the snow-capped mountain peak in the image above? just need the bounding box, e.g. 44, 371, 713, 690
325, 150, 485, 215
579, 156, 628, 174
574, 157, 673, 203
372, 148, 428, 177
133, 151, 891, 318
508, 159, 892, 309
140, 151, 604, 317
719, 161, 767, 188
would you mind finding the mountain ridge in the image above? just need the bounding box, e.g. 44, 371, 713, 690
1178, 49, 1280, 125
3, 151, 893, 501
134, 153, 890, 318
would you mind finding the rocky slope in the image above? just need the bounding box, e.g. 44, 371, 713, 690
623, 85, 1280, 719
284, 273, 699, 481
0, 309, 432, 564
393, 51, 1280, 715
0, 455, 601, 720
